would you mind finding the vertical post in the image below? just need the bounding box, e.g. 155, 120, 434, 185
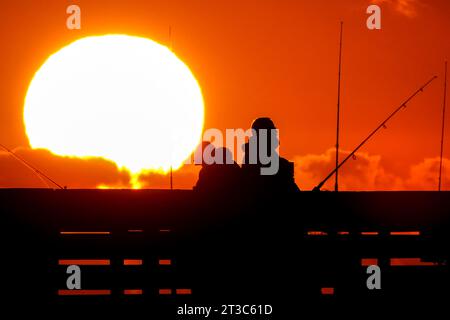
439, 61, 447, 191
335, 22, 343, 192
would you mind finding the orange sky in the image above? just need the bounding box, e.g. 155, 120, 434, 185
1, 0, 450, 190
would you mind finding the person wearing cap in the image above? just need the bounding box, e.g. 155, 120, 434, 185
242, 117, 300, 194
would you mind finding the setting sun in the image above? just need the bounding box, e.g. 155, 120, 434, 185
24, 34, 204, 186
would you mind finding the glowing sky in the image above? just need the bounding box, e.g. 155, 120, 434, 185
0, 0, 449, 190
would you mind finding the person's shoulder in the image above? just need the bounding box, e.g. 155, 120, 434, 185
278, 157, 296, 179
279, 157, 294, 170
279, 157, 291, 165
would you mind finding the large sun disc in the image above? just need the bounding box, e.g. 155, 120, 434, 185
24, 34, 204, 180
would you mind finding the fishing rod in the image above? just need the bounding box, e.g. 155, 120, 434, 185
438, 62, 447, 191
313, 75, 437, 191
0, 143, 64, 190
335, 21, 344, 192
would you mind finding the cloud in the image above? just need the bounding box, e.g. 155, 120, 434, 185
374, 0, 420, 17
294, 148, 402, 191
135, 164, 200, 189
405, 157, 450, 190
0, 147, 130, 189
1, 147, 449, 191
0, 147, 201, 189
293, 148, 449, 191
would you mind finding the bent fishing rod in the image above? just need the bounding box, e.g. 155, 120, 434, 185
313, 75, 437, 191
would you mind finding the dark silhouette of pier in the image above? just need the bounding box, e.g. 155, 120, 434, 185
1, 189, 449, 315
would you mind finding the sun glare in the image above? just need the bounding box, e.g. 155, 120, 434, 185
24, 34, 204, 186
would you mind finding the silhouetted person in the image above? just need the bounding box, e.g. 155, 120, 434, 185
194, 146, 241, 192
242, 117, 300, 193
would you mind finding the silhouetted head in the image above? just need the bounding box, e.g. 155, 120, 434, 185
250, 117, 279, 151
251, 117, 276, 132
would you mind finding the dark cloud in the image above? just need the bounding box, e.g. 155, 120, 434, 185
2, 147, 449, 191
0, 147, 130, 189
136, 164, 200, 189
